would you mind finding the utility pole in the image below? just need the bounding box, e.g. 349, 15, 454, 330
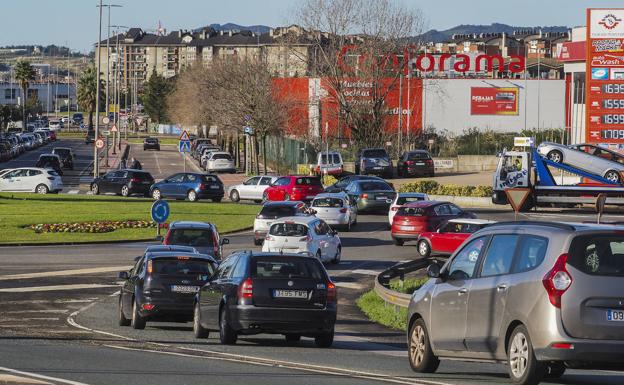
94, 0, 103, 178
100, 4, 122, 122
66, 41, 71, 128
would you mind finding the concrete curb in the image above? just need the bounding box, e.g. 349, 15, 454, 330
428, 194, 497, 208
0, 226, 253, 248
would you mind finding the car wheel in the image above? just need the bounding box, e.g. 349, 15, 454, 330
118, 296, 130, 327
545, 363, 566, 379
604, 170, 621, 184
393, 237, 404, 246
408, 318, 439, 373
131, 298, 146, 330
230, 189, 240, 202
187, 190, 198, 202
285, 334, 301, 343
547, 150, 563, 163
332, 246, 341, 264
151, 188, 161, 200
35, 184, 49, 194
507, 324, 545, 385
219, 306, 237, 345
121, 185, 130, 197
314, 328, 334, 348
417, 240, 431, 258
193, 303, 209, 339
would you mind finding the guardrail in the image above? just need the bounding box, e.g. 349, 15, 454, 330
374, 259, 432, 309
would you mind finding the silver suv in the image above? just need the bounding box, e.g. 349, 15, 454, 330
407, 221, 624, 385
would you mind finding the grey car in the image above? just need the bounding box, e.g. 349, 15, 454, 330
407, 221, 624, 385
537, 141, 624, 183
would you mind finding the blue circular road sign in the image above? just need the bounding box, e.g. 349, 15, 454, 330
151, 200, 170, 224
80, 123, 85, 129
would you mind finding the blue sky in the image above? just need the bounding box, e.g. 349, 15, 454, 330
1, 0, 623, 52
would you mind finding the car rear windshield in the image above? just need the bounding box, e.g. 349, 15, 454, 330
54, 149, 70, 156
312, 197, 344, 208
269, 223, 308, 237
131, 172, 153, 180
397, 196, 426, 205
39, 156, 58, 163
359, 181, 392, 191
168, 228, 215, 247
321, 154, 341, 164
145, 138, 158, 143
569, 234, 624, 276
259, 206, 296, 219
201, 175, 220, 183
407, 152, 430, 160
212, 154, 232, 160
362, 149, 388, 158
295, 177, 322, 186
397, 206, 426, 216
251, 257, 324, 280
152, 257, 215, 276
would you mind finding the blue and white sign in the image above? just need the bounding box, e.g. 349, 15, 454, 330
80, 123, 85, 129
244, 126, 253, 135
151, 200, 170, 224
179, 140, 191, 153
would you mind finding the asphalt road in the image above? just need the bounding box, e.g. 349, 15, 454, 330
2, 209, 624, 384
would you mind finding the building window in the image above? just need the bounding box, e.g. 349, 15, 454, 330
4, 89, 16, 100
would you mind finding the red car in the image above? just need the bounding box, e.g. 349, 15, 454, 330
414, 218, 495, 257
263, 175, 324, 202
391, 201, 475, 246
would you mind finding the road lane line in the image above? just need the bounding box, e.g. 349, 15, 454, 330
0, 266, 132, 281
0, 284, 118, 293
4, 310, 68, 314
0, 367, 91, 385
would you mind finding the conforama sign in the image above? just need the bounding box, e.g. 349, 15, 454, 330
338, 45, 526, 75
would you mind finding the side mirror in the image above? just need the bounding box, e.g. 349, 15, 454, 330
426, 264, 441, 278
386, 199, 393, 204
118, 271, 129, 279
221, 238, 230, 245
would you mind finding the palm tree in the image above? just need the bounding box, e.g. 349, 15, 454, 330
77, 65, 102, 130
13, 60, 37, 130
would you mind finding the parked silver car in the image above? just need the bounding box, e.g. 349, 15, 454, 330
228, 175, 278, 202
310, 192, 357, 231
537, 141, 624, 183
203, 151, 235, 173
407, 221, 624, 385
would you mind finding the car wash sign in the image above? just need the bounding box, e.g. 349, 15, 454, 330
586, 8, 624, 143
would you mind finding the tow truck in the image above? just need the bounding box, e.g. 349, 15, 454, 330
492, 148, 624, 211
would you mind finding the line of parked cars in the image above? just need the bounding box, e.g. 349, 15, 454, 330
191, 139, 236, 173
0, 129, 56, 162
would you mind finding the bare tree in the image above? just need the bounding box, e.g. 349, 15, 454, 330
294, 0, 426, 149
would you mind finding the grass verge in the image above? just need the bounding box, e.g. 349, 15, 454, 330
0, 193, 257, 244
356, 290, 408, 331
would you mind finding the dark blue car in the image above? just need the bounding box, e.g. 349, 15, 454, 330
150, 172, 224, 202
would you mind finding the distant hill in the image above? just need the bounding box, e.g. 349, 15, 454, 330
419, 23, 569, 43
194, 23, 271, 34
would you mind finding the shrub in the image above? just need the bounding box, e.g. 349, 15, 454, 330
27, 220, 160, 234
399, 180, 492, 197
389, 277, 429, 294
356, 290, 407, 331
321, 174, 338, 187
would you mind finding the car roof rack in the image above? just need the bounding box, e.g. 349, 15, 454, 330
486, 221, 576, 231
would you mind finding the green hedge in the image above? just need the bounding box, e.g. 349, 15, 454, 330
399, 180, 492, 198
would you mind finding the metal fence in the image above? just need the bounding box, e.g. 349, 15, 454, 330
264, 135, 316, 174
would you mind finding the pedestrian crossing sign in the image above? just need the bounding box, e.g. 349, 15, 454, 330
179, 140, 191, 153
179, 130, 190, 141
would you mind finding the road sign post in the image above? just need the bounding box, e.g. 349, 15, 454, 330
504, 187, 532, 220
178, 130, 191, 172
111, 125, 118, 155
151, 200, 170, 239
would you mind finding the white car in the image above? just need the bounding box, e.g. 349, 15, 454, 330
262, 216, 342, 264
388, 192, 429, 226
199, 147, 220, 165
311, 192, 357, 231
204, 151, 236, 173
228, 175, 278, 202
49, 121, 63, 130
253, 201, 308, 246
0, 167, 63, 194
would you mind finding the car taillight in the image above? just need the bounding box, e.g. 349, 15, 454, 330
406, 160, 414, 165
326, 282, 337, 303
199, 183, 206, 190
239, 278, 253, 298
147, 260, 153, 274
339, 208, 348, 213
360, 193, 368, 199
299, 236, 311, 242
542, 253, 572, 308
425, 159, 434, 166
265, 235, 274, 241
142, 304, 155, 311
130, 177, 140, 183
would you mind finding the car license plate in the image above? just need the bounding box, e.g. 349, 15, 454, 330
273, 289, 309, 299
376, 196, 387, 200
400, 226, 415, 231
607, 309, 624, 321
415, 162, 425, 165
374, 166, 382, 170
171, 285, 200, 293
306, 195, 315, 199
210, 185, 220, 189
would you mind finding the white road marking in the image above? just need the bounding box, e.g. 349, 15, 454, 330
334, 282, 365, 290
55, 298, 98, 304
352, 269, 381, 276
67, 189, 80, 194
0, 317, 60, 322
0, 373, 52, 384
0, 366, 91, 385
4, 310, 68, 314
0, 266, 132, 281
0, 284, 118, 293
109, 290, 121, 297
153, 150, 162, 174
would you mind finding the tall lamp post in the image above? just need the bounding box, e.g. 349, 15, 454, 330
94, 0, 104, 178
111, 25, 129, 152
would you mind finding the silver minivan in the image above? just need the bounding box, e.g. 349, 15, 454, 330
407, 221, 624, 385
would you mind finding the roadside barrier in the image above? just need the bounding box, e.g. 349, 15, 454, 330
374, 259, 431, 309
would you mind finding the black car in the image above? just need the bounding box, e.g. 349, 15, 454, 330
397, 150, 434, 178
91, 169, 154, 197
143, 137, 160, 151
35, 154, 63, 176
193, 252, 337, 347
52, 147, 74, 170
324, 175, 388, 193
355, 148, 393, 178
118, 248, 218, 329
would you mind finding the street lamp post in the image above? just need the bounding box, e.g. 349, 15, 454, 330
94, 0, 104, 178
